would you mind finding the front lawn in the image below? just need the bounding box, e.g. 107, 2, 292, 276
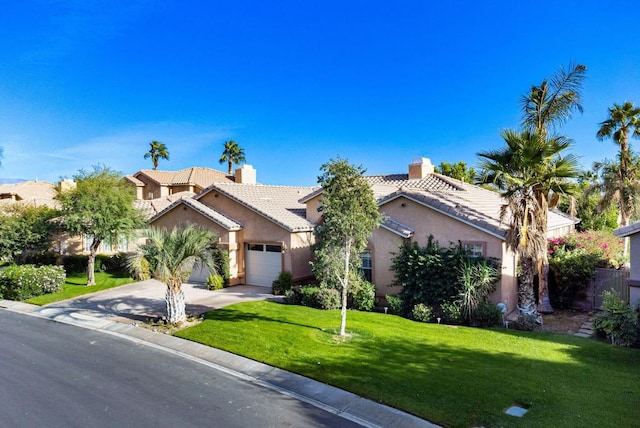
176, 301, 640, 428
26, 272, 135, 305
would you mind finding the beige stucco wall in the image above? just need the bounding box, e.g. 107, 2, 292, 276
305, 195, 322, 224
372, 196, 518, 312
150, 204, 242, 283
628, 235, 640, 306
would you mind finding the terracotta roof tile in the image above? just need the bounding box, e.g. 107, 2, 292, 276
134, 167, 234, 187
0, 181, 57, 208
150, 197, 242, 231
199, 183, 314, 232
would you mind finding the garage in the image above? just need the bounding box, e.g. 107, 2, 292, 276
245, 243, 283, 287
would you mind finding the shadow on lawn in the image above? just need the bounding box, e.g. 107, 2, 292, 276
202, 305, 325, 331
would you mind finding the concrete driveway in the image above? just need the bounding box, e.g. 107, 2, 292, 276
37, 280, 280, 323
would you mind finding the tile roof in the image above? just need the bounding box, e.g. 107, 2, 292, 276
199, 183, 315, 232
301, 172, 577, 240
0, 181, 57, 208
381, 217, 414, 238
375, 174, 577, 239
150, 197, 243, 231
134, 192, 195, 219
131, 167, 234, 187
614, 222, 640, 238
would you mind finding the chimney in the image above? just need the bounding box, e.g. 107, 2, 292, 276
235, 164, 256, 184
408, 157, 434, 180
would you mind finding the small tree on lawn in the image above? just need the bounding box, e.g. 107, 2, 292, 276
56, 166, 144, 285
0, 204, 59, 263
129, 224, 219, 323
313, 158, 382, 336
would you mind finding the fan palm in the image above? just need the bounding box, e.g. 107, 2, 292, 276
219, 140, 246, 175
129, 224, 219, 323
143, 141, 170, 170
478, 130, 578, 316
592, 156, 640, 229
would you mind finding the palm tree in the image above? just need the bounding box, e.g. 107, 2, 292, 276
129, 224, 219, 323
478, 130, 578, 318
143, 141, 170, 170
592, 155, 640, 229
219, 140, 246, 175
596, 101, 640, 197
520, 63, 587, 138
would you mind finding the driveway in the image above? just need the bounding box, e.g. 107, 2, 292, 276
37, 280, 280, 323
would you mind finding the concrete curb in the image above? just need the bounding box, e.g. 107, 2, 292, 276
1, 299, 439, 428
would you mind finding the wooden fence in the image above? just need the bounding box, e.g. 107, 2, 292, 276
590, 268, 630, 310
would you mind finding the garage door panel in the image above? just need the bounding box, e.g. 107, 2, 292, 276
246, 243, 282, 287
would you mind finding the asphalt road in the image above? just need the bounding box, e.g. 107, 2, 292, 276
0, 310, 360, 428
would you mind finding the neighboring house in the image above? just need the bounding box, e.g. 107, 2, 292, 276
125, 167, 235, 200
0, 180, 58, 208
150, 159, 578, 314
613, 223, 640, 306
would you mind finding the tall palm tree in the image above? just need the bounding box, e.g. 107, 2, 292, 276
596, 101, 640, 198
520, 63, 587, 138
219, 140, 246, 175
478, 130, 578, 317
129, 224, 219, 323
143, 141, 170, 170
592, 155, 640, 229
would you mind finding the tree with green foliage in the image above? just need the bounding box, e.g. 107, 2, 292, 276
143, 140, 170, 170
596, 101, 640, 228
477, 130, 579, 317
56, 166, 144, 286
435, 161, 476, 182
313, 158, 382, 336
0, 204, 59, 263
561, 169, 618, 231
520, 62, 587, 138
128, 224, 219, 323
219, 140, 246, 175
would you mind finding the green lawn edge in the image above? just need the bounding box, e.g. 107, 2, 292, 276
26, 272, 136, 305
176, 300, 640, 428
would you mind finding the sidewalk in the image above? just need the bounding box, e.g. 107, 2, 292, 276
0, 288, 439, 428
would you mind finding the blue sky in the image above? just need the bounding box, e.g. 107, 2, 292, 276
0, 1, 639, 186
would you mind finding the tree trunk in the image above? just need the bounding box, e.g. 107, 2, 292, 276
518, 256, 537, 316
537, 259, 553, 314
165, 282, 186, 324
87, 238, 101, 286
339, 242, 351, 336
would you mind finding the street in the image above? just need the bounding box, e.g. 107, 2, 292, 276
0, 310, 360, 428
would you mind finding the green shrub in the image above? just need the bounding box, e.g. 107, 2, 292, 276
97, 253, 129, 273
391, 237, 500, 315
213, 249, 230, 286
548, 247, 598, 309
206, 274, 224, 290
348, 280, 376, 311
385, 294, 405, 316
63, 255, 89, 274
272, 271, 294, 296
457, 259, 499, 323
592, 290, 638, 346
513, 313, 538, 331
473, 301, 503, 327
0, 264, 66, 300
411, 303, 433, 323
441, 301, 464, 325
300, 286, 340, 310
284, 286, 302, 305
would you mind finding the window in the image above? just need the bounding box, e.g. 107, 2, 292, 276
84, 234, 94, 252
360, 250, 372, 282
117, 235, 128, 252
462, 241, 485, 258
102, 239, 112, 253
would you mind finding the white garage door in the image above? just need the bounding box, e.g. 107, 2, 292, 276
188, 264, 211, 283
245, 243, 282, 287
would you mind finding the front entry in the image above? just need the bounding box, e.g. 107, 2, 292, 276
245, 243, 283, 287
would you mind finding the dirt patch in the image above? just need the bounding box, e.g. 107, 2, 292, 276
135, 314, 203, 334
537, 309, 592, 334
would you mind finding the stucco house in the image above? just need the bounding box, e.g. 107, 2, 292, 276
150, 158, 577, 314
125, 167, 235, 200
613, 223, 640, 306
0, 180, 58, 208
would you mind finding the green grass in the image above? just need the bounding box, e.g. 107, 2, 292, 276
26, 272, 135, 305
176, 301, 640, 428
